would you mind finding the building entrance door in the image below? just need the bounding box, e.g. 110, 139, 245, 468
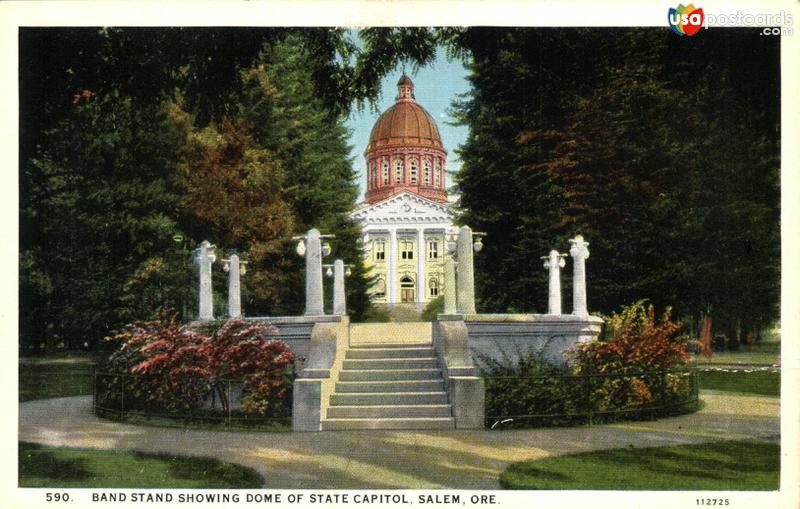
400, 276, 415, 303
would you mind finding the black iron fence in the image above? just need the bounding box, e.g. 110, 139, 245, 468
93, 372, 292, 430
483, 368, 700, 429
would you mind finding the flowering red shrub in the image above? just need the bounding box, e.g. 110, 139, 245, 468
106, 311, 294, 416
568, 301, 689, 410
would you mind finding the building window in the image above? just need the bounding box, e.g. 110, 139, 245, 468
401, 240, 414, 260
409, 158, 418, 184
374, 240, 385, 260
434, 159, 441, 187
374, 278, 386, 298
423, 159, 431, 185
382, 157, 389, 185
370, 162, 377, 189
427, 240, 438, 259
429, 278, 439, 297
394, 158, 404, 183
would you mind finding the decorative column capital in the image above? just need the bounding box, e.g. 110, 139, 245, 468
569, 235, 590, 259
542, 249, 566, 269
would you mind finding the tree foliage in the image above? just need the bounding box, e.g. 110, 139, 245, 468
449, 28, 780, 339
20, 28, 380, 352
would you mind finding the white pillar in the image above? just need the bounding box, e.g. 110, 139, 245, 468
569, 235, 590, 317
388, 228, 397, 304
194, 240, 215, 321
305, 228, 324, 316
416, 228, 426, 304
456, 226, 476, 314
226, 253, 242, 318
444, 253, 457, 315
543, 250, 566, 315
333, 259, 346, 316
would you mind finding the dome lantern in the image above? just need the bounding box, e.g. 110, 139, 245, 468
397, 74, 415, 100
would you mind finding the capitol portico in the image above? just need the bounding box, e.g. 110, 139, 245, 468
350, 75, 457, 306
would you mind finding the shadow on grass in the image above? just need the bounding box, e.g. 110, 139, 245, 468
500, 440, 779, 490
19, 442, 93, 483
147, 453, 265, 488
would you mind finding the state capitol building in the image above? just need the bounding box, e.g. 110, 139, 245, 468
350, 75, 458, 307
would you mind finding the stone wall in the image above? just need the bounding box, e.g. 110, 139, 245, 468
457, 314, 604, 367
246, 315, 343, 370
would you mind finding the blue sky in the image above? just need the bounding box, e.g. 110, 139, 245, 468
344, 49, 471, 201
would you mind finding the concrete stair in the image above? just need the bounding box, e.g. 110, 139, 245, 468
321, 342, 454, 430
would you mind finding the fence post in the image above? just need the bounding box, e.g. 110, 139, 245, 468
227, 380, 232, 429
585, 375, 593, 426
92, 369, 97, 415
120, 374, 126, 422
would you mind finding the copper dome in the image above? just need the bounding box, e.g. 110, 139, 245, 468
365, 77, 445, 153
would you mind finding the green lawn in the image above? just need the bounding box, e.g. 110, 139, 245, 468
19, 442, 263, 488
19, 355, 96, 402
501, 441, 779, 490
699, 370, 780, 397
692, 341, 780, 366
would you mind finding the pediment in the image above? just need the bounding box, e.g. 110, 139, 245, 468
350, 192, 456, 224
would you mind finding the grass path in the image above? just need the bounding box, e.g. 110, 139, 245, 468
19, 391, 778, 489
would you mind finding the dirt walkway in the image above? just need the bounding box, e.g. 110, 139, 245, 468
19, 391, 779, 489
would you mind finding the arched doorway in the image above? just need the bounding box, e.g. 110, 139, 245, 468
400, 276, 415, 303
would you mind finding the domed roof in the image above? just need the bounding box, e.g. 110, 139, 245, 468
366, 76, 445, 153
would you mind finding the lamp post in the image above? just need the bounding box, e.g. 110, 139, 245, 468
456, 226, 486, 315
569, 235, 590, 317
324, 259, 352, 316
541, 249, 567, 315
443, 232, 458, 315
193, 240, 216, 321
222, 253, 248, 319
293, 228, 334, 316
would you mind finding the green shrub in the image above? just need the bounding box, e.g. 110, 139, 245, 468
361, 305, 391, 322
421, 296, 444, 321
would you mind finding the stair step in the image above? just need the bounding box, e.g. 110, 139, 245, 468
349, 342, 432, 349
335, 380, 446, 393
347, 348, 435, 359
330, 392, 449, 406
338, 369, 442, 381
321, 417, 455, 431
342, 358, 438, 370
327, 405, 452, 419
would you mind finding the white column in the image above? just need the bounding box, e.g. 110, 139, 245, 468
456, 226, 476, 314
226, 253, 242, 318
305, 228, 324, 316
388, 228, 397, 304
569, 235, 590, 317
444, 252, 457, 315
416, 228, 426, 304
543, 250, 566, 315
194, 240, 216, 321
333, 259, 346, 316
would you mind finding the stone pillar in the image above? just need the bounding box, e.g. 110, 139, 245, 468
444, 253, 457, 315
225, 254, 242, 318
333, 259, 346, 316
305, 229, 324, 316
388, 228, 397, 304
569, 235, 590, 316
456, 226, 476, 314
543, 250, 566, 315
416, 228, 426, 304
194, 240, 216, 321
